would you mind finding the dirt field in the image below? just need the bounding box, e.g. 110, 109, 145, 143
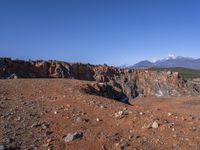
1, 79, 200, 150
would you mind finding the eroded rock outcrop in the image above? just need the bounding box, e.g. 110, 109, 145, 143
0, 58, 199, 103
0, 58, 95, 80
85, 69, 199, 103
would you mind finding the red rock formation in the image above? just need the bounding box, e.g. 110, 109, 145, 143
0, 58, 199, 101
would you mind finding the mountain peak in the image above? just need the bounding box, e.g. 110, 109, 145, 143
131, 56, 200, 69
167, 54, 176, 59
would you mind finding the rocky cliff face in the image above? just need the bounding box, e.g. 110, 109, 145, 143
1, 58, 199, 102
0, 58, 96, 80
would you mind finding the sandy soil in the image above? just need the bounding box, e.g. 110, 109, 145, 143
1, 79, 200, 150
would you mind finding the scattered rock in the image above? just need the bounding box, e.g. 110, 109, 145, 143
64, 131, 83, 142
96, 118, 101, 122
152, 121, 159, 129
139, 112, 144, 115
54, 111, 58, 114
100, 105, 105, 109
115, 111, 124, 118
114, 110, 129, 119
168, 113, 173, 117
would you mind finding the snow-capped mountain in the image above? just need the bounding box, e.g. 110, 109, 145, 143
131, 56, 200, 69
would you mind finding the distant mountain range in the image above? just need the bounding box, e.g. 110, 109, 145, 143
128, 56, 200, 70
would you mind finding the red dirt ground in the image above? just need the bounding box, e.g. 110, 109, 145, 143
1, 79, 200, 150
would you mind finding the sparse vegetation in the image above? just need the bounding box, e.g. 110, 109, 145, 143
149, 67, 200, 80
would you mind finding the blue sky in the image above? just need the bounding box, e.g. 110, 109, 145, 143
0, 0, 200, 66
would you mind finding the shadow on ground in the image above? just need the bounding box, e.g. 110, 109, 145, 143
83, 83, 131, 105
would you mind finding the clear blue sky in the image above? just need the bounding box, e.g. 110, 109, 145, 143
1, 0, 200, 66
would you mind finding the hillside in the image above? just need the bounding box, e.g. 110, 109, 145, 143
148, 67, 200, 80
1, 79, 200, 150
